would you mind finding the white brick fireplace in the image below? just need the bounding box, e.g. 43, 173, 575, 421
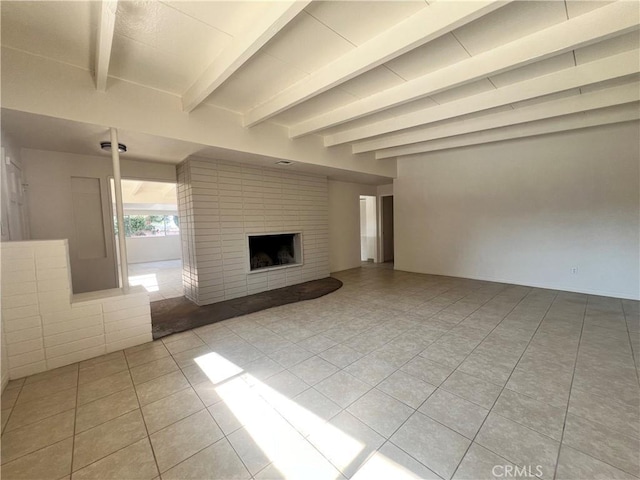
177, 158, 329, 305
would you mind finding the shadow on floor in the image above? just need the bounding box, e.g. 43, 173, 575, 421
150, 276, 343, 339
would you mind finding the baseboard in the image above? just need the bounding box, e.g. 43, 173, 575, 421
394, 266, 640, 301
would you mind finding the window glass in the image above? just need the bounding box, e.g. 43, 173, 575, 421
115, 215, 180, 237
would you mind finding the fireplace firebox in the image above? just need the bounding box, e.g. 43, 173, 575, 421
247, 232, 303, 273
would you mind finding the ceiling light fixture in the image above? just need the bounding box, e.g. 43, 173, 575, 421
100, 141, 127, 153
275, 160, 293, 165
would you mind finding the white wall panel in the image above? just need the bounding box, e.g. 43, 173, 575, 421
395, 122, 640, 300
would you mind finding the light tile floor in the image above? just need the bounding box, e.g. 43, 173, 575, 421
128, 260, 183, 301
2, 266, 639, 479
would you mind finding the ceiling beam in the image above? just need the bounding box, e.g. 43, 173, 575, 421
325, 50, 640, 147
372, 83, 640, 157
182, 1, 311, 113
357, 82, 640, 153
95, 0, 118, 92
290, 1, 639, 138
373, 103, 640, 158
243, 0, 509, 127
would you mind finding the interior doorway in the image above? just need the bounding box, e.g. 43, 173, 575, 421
110, 179, 183, 301
381, 195, 394, 263
359, 195, 377, 262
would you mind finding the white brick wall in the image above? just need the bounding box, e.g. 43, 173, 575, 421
1, 240, 152, 379
177, 158, 329, 305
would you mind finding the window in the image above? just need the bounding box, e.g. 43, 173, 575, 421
116, 215, 180, 237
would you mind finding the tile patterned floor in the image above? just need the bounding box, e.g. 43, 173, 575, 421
128, 260, 183, 301
2, 266, 639, 479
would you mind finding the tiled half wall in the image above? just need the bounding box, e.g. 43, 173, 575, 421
1, 240, 152, 380
177, 158, 329, 305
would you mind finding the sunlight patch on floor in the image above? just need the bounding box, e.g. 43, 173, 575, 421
128, 273, 159, 292
196, 351, 367, 479
351, 449, 432, 480
195, 352, 243, 384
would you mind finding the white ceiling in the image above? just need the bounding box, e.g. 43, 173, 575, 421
119, 179, 177, 207
1, 0, 638, 174
0, 109, 204, 164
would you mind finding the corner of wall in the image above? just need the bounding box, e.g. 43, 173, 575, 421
1, 322, 9, 392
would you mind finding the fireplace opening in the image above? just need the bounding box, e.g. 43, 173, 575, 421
248, 233, 302, 272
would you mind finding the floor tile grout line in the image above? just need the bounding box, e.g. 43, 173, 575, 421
305, 283, 506, 388
67, 410, 152, 474
376, 438, 446, 480
216, 340, 380, 479
262, 277, 501, 362
447, 289, 561, 480
323, 284, 517, 412
4, 385, 80, 434
70, 434, 149, 476
76, 382, 132, 410
620, 298, 640, 388
1, 376, 26, 434
126, 352, 163, 480
3, 401, 78, 436
15, 366, 74, 389
392, 288, 534, 401
218, 432, 255, 479
0, 435, 75, 471
551, 294, 590, 480
148, 405, 229, 476
324, 286, 538, 479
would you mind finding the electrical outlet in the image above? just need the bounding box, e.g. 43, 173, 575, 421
571, 267, 578, 274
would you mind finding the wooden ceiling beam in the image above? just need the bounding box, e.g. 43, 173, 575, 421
326, 50, 640, 147
374, 96, 640, 159
243, 0, 508, 127
182, 1, 310, 113
94, 0, 118, 92
290, 1, 639, 138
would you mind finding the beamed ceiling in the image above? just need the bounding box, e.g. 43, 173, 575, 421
1, 0, 639, 183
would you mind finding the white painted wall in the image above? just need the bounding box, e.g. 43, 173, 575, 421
21, 149, 176, 293
395, 122, 640, 300
178, 158, 329, 305
126, 236, 181, 264
328, 181, 376, 272
377, 184, 393, 197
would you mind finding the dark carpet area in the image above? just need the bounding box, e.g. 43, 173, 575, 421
151, 276, 343, 340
